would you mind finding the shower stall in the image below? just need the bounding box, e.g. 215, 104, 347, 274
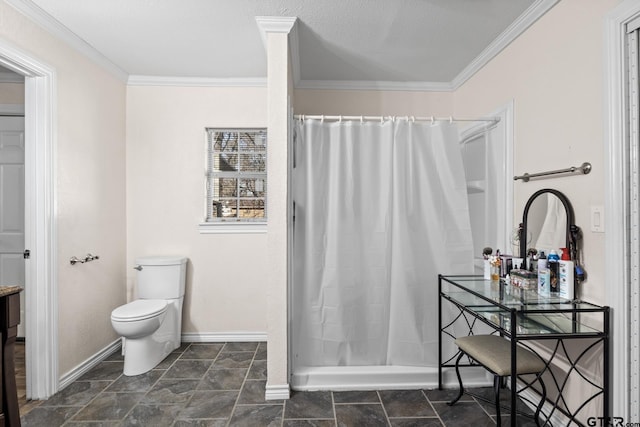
289, 116, 496, 390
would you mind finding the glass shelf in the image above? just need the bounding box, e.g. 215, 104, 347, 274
476, 311, 603, 336
439, 275, 608, 337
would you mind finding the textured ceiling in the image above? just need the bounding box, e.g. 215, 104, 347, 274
19, 0, 539, 85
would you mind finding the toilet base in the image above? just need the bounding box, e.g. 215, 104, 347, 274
122, 334, 179, 376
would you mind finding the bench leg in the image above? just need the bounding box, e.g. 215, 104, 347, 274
494, 375, 502, 427
448, 352, 465, 406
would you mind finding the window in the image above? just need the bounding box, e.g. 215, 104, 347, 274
204, 129, 267, 227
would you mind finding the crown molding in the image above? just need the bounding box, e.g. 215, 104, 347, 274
255, 16, 298, 38
450, 0, 559, 90
5, 0, 128, 82
296, 79, 454, 92
127, 75, 266, 87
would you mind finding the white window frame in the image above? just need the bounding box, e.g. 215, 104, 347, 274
199, 128, 267, 234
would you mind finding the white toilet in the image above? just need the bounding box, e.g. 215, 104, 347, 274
111, 256, 188, 376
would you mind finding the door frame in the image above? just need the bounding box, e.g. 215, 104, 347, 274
605, 0, 640, 420
0, 39, 58, 399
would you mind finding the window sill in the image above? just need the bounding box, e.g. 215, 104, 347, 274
198, 222, 267, 234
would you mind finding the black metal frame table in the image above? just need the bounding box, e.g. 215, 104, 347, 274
438, 274, 609, 427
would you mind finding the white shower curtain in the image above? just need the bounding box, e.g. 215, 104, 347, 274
292, 118, 474, 368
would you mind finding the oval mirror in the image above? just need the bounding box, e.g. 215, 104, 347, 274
519, 189, 575, 260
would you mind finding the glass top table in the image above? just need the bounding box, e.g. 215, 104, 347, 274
438, 274, 607, 338
438, 274, 610, 426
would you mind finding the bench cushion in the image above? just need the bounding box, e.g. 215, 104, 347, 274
455, 335, 545, 376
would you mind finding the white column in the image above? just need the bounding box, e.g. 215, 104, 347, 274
258, 16, 297, 400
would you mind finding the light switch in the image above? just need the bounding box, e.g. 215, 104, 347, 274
591, 206, 604, 232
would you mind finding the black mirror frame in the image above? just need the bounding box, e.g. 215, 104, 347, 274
519, 188, 576, 261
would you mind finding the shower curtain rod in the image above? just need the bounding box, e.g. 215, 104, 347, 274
294, 114, 500, 124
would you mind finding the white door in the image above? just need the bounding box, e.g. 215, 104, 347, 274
0, 115, 25, 336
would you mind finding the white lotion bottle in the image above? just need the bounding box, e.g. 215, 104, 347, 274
558, 260, 575, 300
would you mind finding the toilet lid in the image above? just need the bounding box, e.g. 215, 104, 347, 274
111, 299, 168, 322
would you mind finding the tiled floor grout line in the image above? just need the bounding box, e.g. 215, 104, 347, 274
124, 347, 183, 426
473, 395, 499, 425
225, 342, 258, 427
149, 342, 180, 427
330, 389, 338, 427
423, 389, 448, 427
376, 390, 392, 426
60, 364, 126, 426
169, 342, 193, 427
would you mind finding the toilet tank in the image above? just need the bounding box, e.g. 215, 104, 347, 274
135, 256, 188, 299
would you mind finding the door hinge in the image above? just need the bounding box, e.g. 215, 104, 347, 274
23, 249, 30, 259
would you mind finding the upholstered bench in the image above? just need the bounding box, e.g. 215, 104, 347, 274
449, 335, 547, 427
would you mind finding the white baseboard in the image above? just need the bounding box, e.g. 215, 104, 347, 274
181, 332, 267, 342
59, 339, 121, 390
265, 383, 290, 400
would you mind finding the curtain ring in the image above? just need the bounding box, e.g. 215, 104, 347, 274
449, 116, 453, 124
339, 115, 342, 123
321, 115, 324, 123
430, 116, 435, 126
411, 116, 415, 123
360, 116, 364, 124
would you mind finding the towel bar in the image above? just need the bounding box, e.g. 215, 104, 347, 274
514, 162, 591, 182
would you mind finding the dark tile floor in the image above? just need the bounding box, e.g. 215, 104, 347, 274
20, 342, 537, 426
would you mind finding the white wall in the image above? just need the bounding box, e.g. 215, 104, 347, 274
454, 0, 621, 307
126, 85, 268, 335
0, 1, 127, 377
454, 0, 621, 420
295, 89, 453, 117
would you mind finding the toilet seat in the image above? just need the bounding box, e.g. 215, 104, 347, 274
111, 300, 168, 322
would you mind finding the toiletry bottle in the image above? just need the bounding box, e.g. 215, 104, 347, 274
490, 255, 501, 281
547, 250, 560, 294
560, 247, 571, 261
537, 251, 546, 275
558, 259, 575, 300
538, 268, 550, 297
483, 247, 493, 280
